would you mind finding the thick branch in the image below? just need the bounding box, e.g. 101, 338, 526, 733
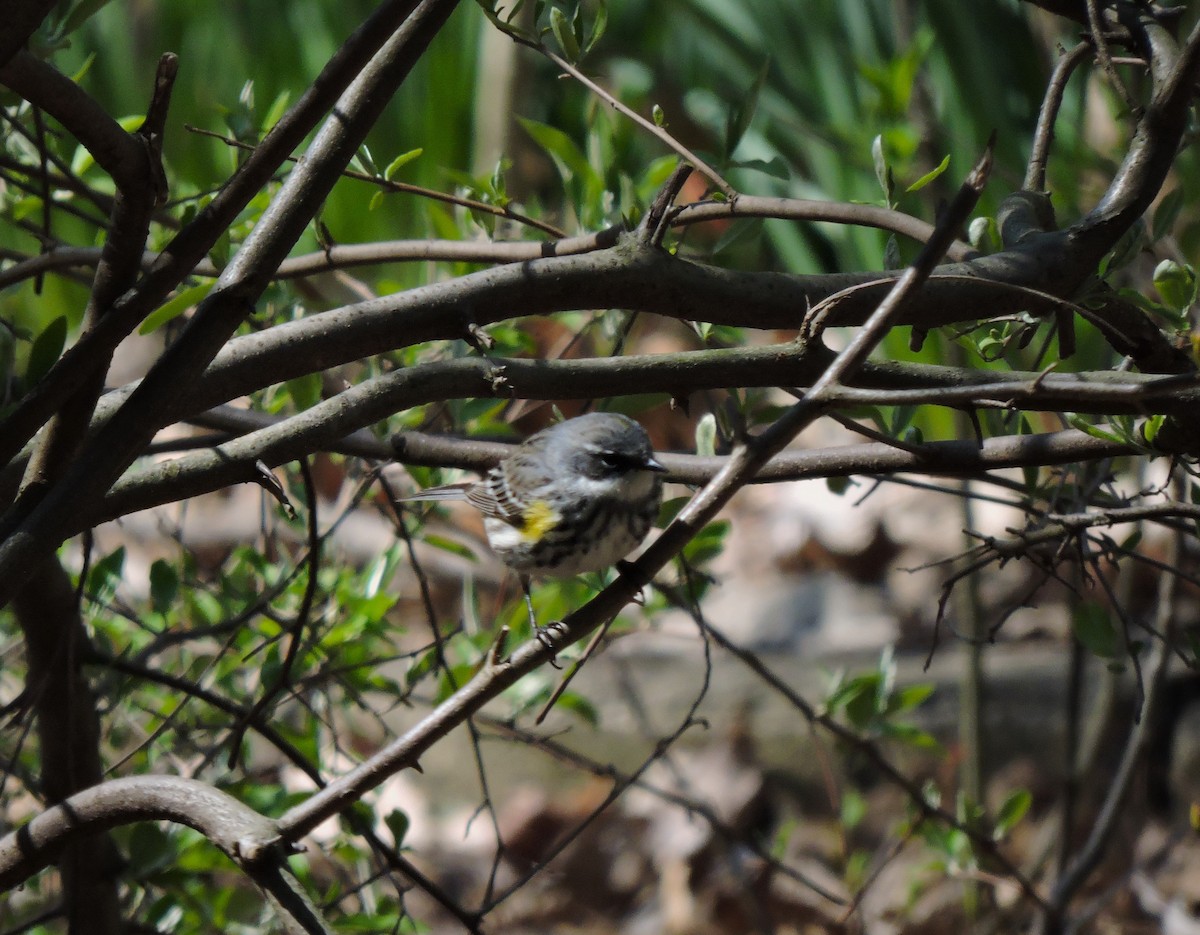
0, 0, 58, 69
0, 0, 435, 462
13, 560, 122, 935
0, 51, 148, 191
0, 775, 279, 890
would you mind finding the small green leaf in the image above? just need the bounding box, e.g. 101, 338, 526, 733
729, 156, 790, 180
517, 116, 598, 187
550, 6, 580, 60
25, 315, 68, 387
1153, 259, 1197, 313
682, 519, 730, 565
583, 0, 608, 57
826, 476, 851, 495
993, 789, 1032, 839
262, 90, 292, 131
844, 679, 878, 729
726, 58, 769, 155
840, 790, 867, 830
1072, 602, 1119, 659
139, 282, 214, 335
87, 546, 126, 601
883, 234, 902, 269
406, 645, 441, 689
126, 823, 176, 878
59, 0, 118, 39
871, 134, 894, 205
652, 103, 666, 127
905, 154, 950, 193
877, 720, 942, 751
968, 216, 999, 252
384, 148, 424, 180
1065, 415, 1125, 445
889, 683, 935, 713
11, 196, 45, 222
354, 144, 378, 177
284, 372, 322, 412
422, 534, 479, 561
555, 690, 599, 727
695, 413, 717, 457
384, 809, 410, 849
149, 559, 178, 615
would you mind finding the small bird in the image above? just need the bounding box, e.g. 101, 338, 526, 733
403, 412, 667, 627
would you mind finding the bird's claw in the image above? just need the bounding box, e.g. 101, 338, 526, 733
535, 620, 569, 667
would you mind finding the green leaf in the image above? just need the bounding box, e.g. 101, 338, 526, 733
840, 789, 867, 830
422, 534, 479, 562
59, 0, 118, 39
555, 690, 599, 727
384, 809, 410, 849
877, 720, 941, 750
871, 134, 887, 196
888, 683, 934, 714
516, 117, 599, 188
550, 6, 580, 60
1153, 259, 1197, 313
11, 196, 45, 222
1142, 414, 1166, 445
968, 215, 999, 252
694, 413, 717, 457
284, 372, 322, 412
682, 519, 729, 565
583, 0, 608, 57
126, 823, 176, 878
139, 282, 215, 335
354, 143, 378, 177
262, 90, 292, 131
993, 789, 1032, 839
905, 154, 950, 193
87, 546, 126, 601
726, 58, 769, 155
384, 148, 424, 180
843, 677, 878, 729
652, 103, 666, 127
149, 559, 179, 614
1065, 414, 1125, 445
871, 134, 894, 205
729, 156, 790, 180
826, 476, 851, 495
25, 315, 67, 387
1072, 602, 1119, 659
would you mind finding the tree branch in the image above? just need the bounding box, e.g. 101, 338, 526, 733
0, 0, 465, 609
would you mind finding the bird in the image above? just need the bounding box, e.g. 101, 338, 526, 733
402, 412, 667, 630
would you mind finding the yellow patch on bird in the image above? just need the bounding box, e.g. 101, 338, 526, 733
519, 500, 560, 541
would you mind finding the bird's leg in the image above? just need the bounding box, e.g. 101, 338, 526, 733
616, 559, 648, 606
520, 574, 536, 630
521, 574, 562, 667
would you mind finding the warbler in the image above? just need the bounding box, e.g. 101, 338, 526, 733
403, 412, 667, 623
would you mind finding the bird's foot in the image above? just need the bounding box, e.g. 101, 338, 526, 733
535, 620, 569, 667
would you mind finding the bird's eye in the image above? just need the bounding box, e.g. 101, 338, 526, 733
598, 451, 631, 473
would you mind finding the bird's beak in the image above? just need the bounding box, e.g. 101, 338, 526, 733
644, 456, 668, 473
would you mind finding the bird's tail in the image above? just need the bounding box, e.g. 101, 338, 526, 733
398, 482, 474, 503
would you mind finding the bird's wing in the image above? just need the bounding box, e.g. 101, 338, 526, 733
465, 454, 552, 527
